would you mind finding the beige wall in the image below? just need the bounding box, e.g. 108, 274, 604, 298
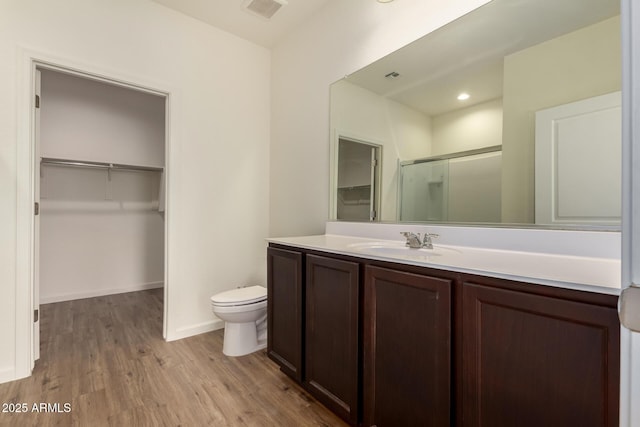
431, 98, 503, 156
501, 16, 621, 223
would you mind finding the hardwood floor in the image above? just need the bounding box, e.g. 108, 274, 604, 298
0, 289, 347, 427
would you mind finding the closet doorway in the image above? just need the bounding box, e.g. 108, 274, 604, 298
33, 65, 168, 361
335, 137, 381, 221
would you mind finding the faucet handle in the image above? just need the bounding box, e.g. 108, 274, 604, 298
400, 231, 422, 248
422, 232, 439, 249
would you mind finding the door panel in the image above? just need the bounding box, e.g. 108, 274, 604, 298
363, 266, 451, 427
267, 247, 303, 381
535, 92, 621, 225
462, 281, 620, 427
305, 254, 359, 425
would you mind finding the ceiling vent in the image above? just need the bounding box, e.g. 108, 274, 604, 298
242, 0, 288, 20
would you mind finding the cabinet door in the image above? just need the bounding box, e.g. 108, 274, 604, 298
363, 266, 452, 427
461, 281, 620, 427
267, 247, 303, 382
305, 254, 359, 425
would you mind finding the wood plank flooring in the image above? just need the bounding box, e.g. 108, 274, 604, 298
0, 289, 347, 427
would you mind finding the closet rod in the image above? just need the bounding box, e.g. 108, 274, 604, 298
41, 157, 164, 173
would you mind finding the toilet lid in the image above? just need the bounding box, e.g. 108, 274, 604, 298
210, 285, 267, 306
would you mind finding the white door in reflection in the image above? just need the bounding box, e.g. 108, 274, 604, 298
535, 91, 621, 226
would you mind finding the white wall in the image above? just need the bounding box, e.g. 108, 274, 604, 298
2, 0, 270, 383
39, 192, 165, 303
270, 0, 492, 236
40, 69, 166, 166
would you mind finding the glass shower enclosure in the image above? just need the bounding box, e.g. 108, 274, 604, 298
399, 148, 502, 223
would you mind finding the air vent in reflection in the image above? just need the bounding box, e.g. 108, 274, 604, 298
243, 0, 288, 19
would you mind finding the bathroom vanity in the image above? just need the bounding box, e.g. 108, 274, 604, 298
266, 232, 620, 427
271, 0, 623, 423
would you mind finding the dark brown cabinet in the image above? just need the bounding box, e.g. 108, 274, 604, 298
305, 254, 360, 425
363, 265, 452, 427
266, 243, 620, 427
267, 247, 303, 381
460, 280, 620, 427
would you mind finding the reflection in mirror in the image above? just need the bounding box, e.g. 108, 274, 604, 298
329, 0, 621, 229
336, 137, 381, 221
399, 147, 502, 223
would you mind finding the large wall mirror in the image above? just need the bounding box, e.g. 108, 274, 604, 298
329, 0, 621, 229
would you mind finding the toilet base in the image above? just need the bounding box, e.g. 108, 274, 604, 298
222, 321, 267, 357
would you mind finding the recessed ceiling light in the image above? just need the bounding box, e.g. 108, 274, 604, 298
457, 92, 470, 101
378, 0, 395, 3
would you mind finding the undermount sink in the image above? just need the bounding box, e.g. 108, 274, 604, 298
347, 241, 460, 260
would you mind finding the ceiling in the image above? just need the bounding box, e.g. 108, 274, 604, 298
151, 0, 333, 48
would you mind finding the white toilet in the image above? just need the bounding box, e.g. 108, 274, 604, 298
210, 285, 268, 357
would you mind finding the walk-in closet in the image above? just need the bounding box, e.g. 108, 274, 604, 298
36, 67, 166, 357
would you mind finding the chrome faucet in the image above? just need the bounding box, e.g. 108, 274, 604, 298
400, 231, 439, 249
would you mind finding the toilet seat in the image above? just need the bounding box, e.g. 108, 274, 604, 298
210, 285, 267, 307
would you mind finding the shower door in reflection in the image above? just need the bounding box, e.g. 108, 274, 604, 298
399, 159, 449, 222
399, 148, 502, 223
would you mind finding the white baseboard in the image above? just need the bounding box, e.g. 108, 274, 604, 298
40, 281, 164, 304
0, 366, 19, 385
166, 319, 225, 342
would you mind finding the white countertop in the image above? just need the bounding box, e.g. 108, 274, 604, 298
267, 234, 621, 295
